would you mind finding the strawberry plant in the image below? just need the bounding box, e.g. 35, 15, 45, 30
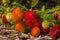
0, 0, 60, 40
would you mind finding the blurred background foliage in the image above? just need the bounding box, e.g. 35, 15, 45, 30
0, 0, 60, 9
0, 0, 60, 14
0, 0, 60, 17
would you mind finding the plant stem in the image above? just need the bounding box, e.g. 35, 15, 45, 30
12, 2, 28, 10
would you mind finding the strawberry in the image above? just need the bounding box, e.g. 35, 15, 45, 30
12, 8, 23, 22
32, 20, 41, 28
15, 22, 25, 33
31, 27, 41, 37
6, 12, 12, 22
49, 26, 60, 38
2, 15, 8, 24
24, 10, 36, 20
42, 20, 50, 29
24, 10, 41, 28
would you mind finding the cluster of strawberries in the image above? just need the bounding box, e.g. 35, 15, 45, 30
24, 10, 60, 38
1, 8, 60, 39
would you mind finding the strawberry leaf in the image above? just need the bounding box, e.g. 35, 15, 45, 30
41, 6, 45, 12
4, 23, 11, 27
47, 14, 55, 23
31, 0, 39, 8
40, 6, 47, 20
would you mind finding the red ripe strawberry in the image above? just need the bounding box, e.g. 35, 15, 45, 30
49, 26, 60, 38
2, 15, 8, 24
32, 20, 41, 28
24, 10, 36, 20
24, 10, 41, 28
25, 20, 41, 28
25, 20, 33, 28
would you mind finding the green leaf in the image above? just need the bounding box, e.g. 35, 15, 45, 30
21, 8, 27, 12
41, 6, 45, 12
2, 7, 6, 12
45, 6, 60, 13
31, 0, 39, 8
2, 0, 10, 6
4, 23, 11, 27
40, 6, 46, 20
47, 14, 55, 23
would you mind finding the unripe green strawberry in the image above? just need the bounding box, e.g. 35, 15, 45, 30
6, 12, 12, 22
42, 20, 50, 29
